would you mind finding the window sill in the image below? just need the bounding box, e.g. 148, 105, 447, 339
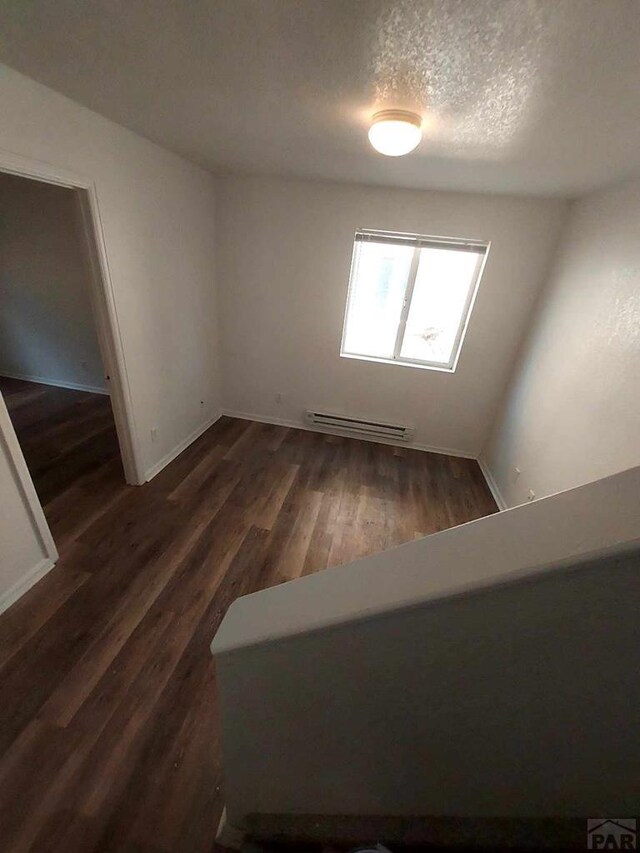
340, 352, 456, 373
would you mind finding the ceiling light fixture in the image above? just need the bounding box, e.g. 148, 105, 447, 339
368, 110, 423, 157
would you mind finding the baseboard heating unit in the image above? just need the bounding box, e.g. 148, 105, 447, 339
305, 410, 414, 442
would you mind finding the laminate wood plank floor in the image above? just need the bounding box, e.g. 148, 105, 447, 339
0, 377, 497, 853
0, 376, 122, 510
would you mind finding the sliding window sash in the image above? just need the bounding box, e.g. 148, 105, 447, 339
392, 246, 421, 359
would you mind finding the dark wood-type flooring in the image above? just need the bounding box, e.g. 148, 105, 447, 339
0, 376, 122, 509
0, 377, 497, 853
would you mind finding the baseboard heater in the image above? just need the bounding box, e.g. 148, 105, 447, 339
305, 410, 414, 442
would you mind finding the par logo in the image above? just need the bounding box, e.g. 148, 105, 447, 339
587, 819, 636, 850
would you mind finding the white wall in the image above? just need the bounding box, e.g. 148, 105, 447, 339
484, 179, 640, 507
215, 176, 567, 456
0, 172, 106, 392
0, 63, 221, 605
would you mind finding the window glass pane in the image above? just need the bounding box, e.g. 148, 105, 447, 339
343, 241, 413, 359
399, 247, 480, 365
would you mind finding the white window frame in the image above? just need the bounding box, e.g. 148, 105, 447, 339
340, 229, 490, 373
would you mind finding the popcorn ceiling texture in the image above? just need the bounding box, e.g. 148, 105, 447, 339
1, 1, 639, 194
372, 0, 546, 150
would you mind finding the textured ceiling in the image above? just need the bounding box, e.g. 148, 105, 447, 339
0, 0, 639, 196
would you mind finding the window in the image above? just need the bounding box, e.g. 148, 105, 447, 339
341, 229, 489, 371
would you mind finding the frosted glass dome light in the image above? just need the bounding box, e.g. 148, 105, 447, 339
368, 110, 423, 157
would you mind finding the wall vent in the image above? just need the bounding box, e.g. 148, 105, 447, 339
305, 410, 414, 442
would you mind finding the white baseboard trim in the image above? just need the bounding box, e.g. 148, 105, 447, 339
221, 409, 477, 460
215, 808, 244, 850
144, 410, 223, 482
0, 556, 56, 616
0, 370, 109, 396
478, 457, 508, 511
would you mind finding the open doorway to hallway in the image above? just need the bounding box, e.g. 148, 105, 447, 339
0, 378, 123, 546
0, 171, 126, 554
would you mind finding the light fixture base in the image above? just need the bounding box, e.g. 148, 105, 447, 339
370, 109, 422, 129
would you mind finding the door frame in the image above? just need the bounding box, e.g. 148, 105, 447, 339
0, 389, 58, 570
0, 148, 144, 495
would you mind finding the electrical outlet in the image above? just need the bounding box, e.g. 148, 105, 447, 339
150, 427, 159, 443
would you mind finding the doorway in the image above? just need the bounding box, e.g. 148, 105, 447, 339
0, 161, 142, 565
0, 377, 123, 542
